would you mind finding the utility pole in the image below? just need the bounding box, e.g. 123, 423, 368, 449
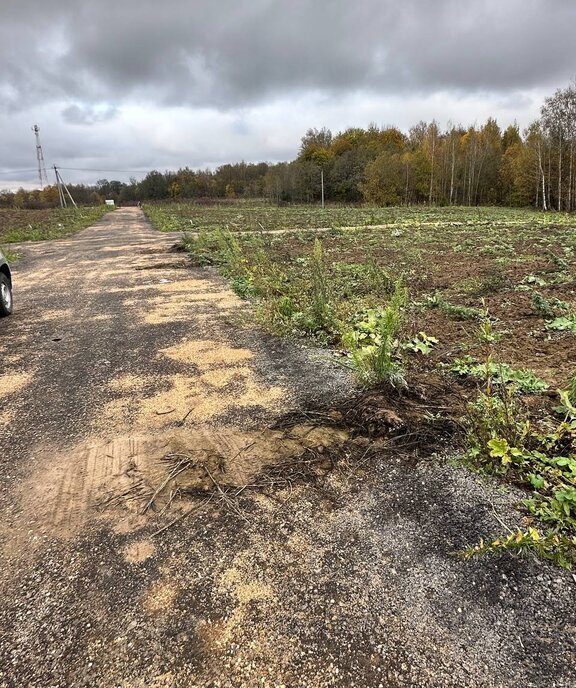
54, 165, 65, 207
53, 166, 77, 209
32, 125, 49, 189
321, 168, 325, 209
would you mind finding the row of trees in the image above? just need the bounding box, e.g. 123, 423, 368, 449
3, 83, 576, 210
293, 81, 576, 210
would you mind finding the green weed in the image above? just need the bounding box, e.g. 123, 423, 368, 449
532, 292, 570, 319
426, 294, 484, 321
0, 248, 20, 263
450, 357, 548, 394
462, 381, 576, 568
0, 206, 114, 244
462, 529, 576, 570
545, 250, 569, 271
515, 274, 547, 291
341, 280, 408, 387
310, 238, 334, 331
402, 332, 438, 355
545, 314, 576, 334
568, 372, 576, 406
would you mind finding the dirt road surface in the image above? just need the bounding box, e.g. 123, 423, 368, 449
0, 208, 574, 687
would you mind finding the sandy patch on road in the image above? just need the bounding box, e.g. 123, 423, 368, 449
140, 284, 243, 325
139, 371, 285, 425
0, 371, 34, 399
0, 353, 25, 366
220, 564, 274, 604
99, 338, 285, 431
143, 581, 179, 614
6, 424, 347, 546
101, 371, 285, 430
124, 539, 156, 564
161, 339, 253, 367
109, 373, 151, 393
200, 368, 245, 388
0, 408, 15, 428
141, 340, 286, 424
38, 308, 75, 322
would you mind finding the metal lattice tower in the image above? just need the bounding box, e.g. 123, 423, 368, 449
32, 124, 49, 189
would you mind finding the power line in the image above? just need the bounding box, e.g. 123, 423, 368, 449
58, 167, 152, 174
0, 165, 157, 179
0, 168, 39, 176
1, 166, 164, 176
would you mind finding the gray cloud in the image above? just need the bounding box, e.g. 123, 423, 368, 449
2, 0, 575, 113
61, 104, 119, 125
1, 1, 575, 188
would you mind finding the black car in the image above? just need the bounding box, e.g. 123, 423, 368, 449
0, 249, 13, 317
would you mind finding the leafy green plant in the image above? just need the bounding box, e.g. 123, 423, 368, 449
331, 260, 392, 298
515, 274, 547, 291
310, 238, 334, 330
0, 206, 114, 244
464, 388, 529, 470
531, 292, 569, 318
450, 357, 548, 394
402, 331, 438, 354
470, 272, 510, 296
275, 296, 295, 318
545, 249, 568, 271
545, 314, 576, 334
521, 274, 547, 287
568, 372, 576, 406
231, 275, 256, 299
462, 381, 576, 568
0, 248, 20, 263
487, 437, 524, 468
181, 231, 218, 265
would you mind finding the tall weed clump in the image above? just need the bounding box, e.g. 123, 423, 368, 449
184, 227, 245, 271
273, 237, 338, 340
310, 238, 334, 330
341, 279, 408, 387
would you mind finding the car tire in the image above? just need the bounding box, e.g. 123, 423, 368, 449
0, 273, 13, 317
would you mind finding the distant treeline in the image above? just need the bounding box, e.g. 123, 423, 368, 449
3, 83, 576, 210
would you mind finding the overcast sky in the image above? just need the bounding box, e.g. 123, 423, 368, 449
1, 0, 575, 190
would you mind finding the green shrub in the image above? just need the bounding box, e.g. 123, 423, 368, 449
462, 529, 576, 570
462, 384, 576, 568
568, 372, 576, 406
231, 275, 255, 300
465, 387, 529, 470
